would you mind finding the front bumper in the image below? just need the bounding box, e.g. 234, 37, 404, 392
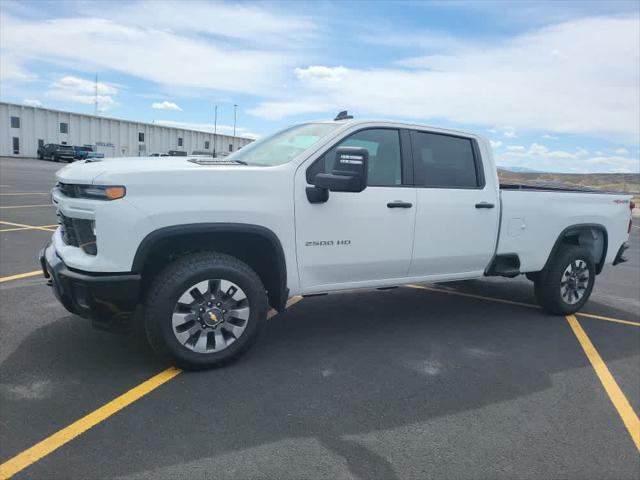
39, 242, 141, 332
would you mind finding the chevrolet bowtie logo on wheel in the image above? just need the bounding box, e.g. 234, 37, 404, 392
208, 312, 218, 322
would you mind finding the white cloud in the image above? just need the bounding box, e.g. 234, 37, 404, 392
1, 3, 314, 96
503, 129, 516, 138
258, 16, 640, 143
489, 140, 503, 148
295, 66, 349, 83
614, 147, 629, 155
542, 134, 559, 140
496, 143, 639, 173
23, 98, 41, 107
246, 101, 334, 121
576, 147, 590, 157
46, 75, 117, 109
0, 53, 35, 82
94, 1, 317, 47
153, 120, 260, 140
152, 101, 182, 111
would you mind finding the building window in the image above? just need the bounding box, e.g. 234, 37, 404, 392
38, 139, 44, 148
10, 116, 20, 128
60, 122, 68, 134
205, 140, 210, 150
138, 132, 145, 142
178, 137, 183, 147
12, 137, 19, 154
228, 144, 233, 152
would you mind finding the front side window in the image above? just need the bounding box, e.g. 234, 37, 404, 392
10, 116, 20, 128
228, 122, 341, 167
411, 131, 480, 188
60, 122, 68, 134
307, 128, 402, 187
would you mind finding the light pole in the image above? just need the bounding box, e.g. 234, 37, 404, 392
213, 104, 218, 157
233, 104, 238, 138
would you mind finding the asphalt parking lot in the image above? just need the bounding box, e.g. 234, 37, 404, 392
0, 156, 638, 479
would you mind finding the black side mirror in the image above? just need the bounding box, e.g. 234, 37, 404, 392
314, 147, 368, 193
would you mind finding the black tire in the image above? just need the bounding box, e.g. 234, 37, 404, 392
38, 153, 43, 160
144, 252, 268, 370
52, 155, 60, 162
534, 246, 595, 315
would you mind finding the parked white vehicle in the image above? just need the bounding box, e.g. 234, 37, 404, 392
40, 112, 634, 368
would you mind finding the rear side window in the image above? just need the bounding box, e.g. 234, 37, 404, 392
308, 128, 402, 187
411, 131, 481, 188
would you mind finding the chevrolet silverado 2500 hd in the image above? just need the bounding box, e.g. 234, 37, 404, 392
40, 114, 633, 369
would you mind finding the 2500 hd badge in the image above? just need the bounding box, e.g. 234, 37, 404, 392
305, 240, 351, 246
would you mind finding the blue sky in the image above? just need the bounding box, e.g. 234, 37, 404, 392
1, 0, 639, 172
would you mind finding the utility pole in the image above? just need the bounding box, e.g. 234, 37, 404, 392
233, 104, 238, 137
94, 73, 98, 115
213, 104, 218, 157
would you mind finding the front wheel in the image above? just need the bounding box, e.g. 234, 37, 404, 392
144, 252, 268, 369
534, 246, 595, 315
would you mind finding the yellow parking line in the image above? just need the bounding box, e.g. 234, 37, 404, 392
577, 312, 640, 328
406, 284, 639, 327
407, 284, 539, 309
0, 295, 303, 478
0, 221, 56, 232
0, 367, 182, 479
0, 225, 57, 233
0, 204, 53, 209
0, 192, 49, 196
566, 315, 640, 452
0, 271, 43, 283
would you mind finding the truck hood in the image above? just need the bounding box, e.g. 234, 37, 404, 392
55, 156, 251, 184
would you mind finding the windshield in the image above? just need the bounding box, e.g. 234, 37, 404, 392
227, 123, 341, 166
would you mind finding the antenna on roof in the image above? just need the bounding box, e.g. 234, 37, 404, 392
334, 110, 353, 121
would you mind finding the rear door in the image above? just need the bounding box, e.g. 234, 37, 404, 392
295, 128, 417, 292
409, 130, 499, 278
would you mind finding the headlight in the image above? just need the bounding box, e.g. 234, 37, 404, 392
77, 185, 126, 200
57, 183, 126, 200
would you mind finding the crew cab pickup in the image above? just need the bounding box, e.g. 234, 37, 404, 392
40, 115, 633, 369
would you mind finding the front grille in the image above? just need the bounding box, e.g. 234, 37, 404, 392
58, 212, 97, 255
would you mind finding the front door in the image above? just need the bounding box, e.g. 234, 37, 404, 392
295, 128, 416, 293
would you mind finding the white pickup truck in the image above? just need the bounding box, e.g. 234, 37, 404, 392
40, 113, 633, 368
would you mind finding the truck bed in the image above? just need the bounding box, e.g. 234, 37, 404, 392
496, 187, 631, 273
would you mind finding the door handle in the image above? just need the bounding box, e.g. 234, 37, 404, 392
475, 202, 495, 209
387, 201, 413, 208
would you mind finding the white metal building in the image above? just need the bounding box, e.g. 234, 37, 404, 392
0, 102, 253, 158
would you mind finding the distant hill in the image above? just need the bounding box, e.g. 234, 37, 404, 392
497, 166, 541, 173
497, 170, 640, 197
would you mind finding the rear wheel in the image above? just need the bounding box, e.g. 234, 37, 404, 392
534, 246, 595, 315
52, 155, 60, 162
144, 252, 268, 369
